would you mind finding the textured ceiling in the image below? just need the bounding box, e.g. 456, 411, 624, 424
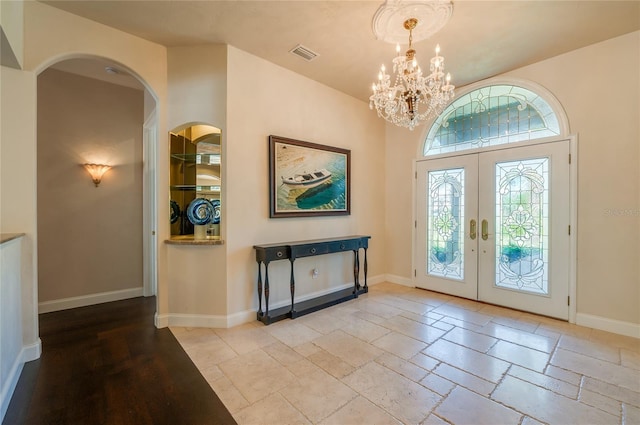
42, 1, 640, 101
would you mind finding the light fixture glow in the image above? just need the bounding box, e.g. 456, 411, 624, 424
369, 17, 455, 131
83, 163, 112, 187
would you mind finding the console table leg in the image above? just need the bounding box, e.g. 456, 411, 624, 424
289, 258, 296, 315
257, 261, 263, 317
264, 262, 271, 320
363, 247, 368, 290
353, 249, 360, 294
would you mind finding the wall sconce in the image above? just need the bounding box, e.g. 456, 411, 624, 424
83, 163, 112, 187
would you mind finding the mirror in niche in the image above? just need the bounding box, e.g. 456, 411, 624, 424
169, 123, 221, 240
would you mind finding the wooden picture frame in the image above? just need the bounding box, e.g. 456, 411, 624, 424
269, 135, 351, 218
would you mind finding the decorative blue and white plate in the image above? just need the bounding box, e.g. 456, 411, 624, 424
170, 200, 180, 224
186, 198, 214, 225
210, 199, 221, 224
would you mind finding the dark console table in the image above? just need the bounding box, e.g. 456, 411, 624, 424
253, 235, 371, 325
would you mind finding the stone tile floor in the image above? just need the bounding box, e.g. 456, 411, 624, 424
171, 283, 640, 424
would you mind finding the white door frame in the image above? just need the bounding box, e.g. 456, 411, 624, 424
143, 111, 158, 297
413, 136, 578, 322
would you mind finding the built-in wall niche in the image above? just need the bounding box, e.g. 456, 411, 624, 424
169, 124, 222, 241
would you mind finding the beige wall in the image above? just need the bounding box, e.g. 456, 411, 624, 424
225, 46, 386, 319
385, 31, 640, 328
507, 31, 639, 326
0, 0, 24, 68
37, 68, 144, 303
165, 45, 228, 319
162, 44, 386, 324
168, 45, 227, 131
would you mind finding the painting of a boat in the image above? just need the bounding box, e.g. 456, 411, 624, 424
269, 135, 350, 217
281, 168, 332, 188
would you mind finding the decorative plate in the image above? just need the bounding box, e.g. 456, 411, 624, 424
210, 199, 221, 224
186, 198, 214, 225
170, 200, 180, 224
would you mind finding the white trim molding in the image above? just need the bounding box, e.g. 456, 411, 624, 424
385, 274, 414, 287
22, 338, 42, 362
156, 275, 388, 329
576, 313, 640, 339
1, 353, 23, 422
38, 287, 144, 314
0, 338, 41, 422
155, 313, 169, 329
161, 313, 229, 329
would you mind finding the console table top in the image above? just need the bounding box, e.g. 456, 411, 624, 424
253, 235, 370, 249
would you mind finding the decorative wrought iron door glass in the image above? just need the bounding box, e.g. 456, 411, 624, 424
427, 168, 465, 280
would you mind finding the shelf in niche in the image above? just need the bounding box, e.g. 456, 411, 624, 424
170, 185, 221, 192
171, 153, 221, 164
165, 236, 224, 246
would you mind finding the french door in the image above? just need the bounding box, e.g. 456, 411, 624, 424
415, 141, 571, 319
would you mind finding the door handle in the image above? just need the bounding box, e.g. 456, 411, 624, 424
481, 219, 489, 240
470, 219, 477, 240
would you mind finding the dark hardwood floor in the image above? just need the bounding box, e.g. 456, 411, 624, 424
3, 297, 237, 425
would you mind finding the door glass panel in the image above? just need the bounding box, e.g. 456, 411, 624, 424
495, 158, 549, 294
427, 168, 465, 280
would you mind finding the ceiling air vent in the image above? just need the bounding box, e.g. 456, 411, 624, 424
289, 44, 319, 62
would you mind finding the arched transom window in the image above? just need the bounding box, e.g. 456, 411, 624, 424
424, 84, 562, 156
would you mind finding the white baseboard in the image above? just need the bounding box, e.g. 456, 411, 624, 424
155, 313, 169, 329
0, 338, 42, 422
38, 287, 144, 314
22, 338, 42, 362
227, 310, 257, 328
384, 274, 414, 287
1, 351, 24, 423
163, 313, 228, 328
576, 313, 640, 339
156, 276, 389, 330
366, 274, 387, 286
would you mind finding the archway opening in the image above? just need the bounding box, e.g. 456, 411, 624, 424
36, 56, 158, 313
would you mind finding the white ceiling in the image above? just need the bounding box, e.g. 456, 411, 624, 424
42, 0, 640, 102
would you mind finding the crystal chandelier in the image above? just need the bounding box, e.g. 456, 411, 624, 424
369, 18, 455, 131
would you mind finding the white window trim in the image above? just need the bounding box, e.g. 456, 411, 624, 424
416, 77, 571, 159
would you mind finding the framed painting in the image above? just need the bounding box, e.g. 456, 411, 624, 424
269, 135, 351, 218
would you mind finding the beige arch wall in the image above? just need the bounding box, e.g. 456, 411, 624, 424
0, 1, 168, 351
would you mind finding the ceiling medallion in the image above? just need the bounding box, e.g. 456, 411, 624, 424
372, 0, 453, 44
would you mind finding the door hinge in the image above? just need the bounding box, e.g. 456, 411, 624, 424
415, 171, 417, 179
414, 269, 417, 277
568, 225, 571, 235
568, 296, 570, 306
415, 220, 417, 228
569, 153, 572, 164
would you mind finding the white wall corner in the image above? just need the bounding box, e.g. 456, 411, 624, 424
365, 274, 387, 286
163, 313, 228, 329
576, 313, 640, 339
384, 274, 414, 287
22, 338, 42, 362
155, 313, 169, 329
226, 310, 258, 328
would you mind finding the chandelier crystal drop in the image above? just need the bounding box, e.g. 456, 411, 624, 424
369, 18, 455, 131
